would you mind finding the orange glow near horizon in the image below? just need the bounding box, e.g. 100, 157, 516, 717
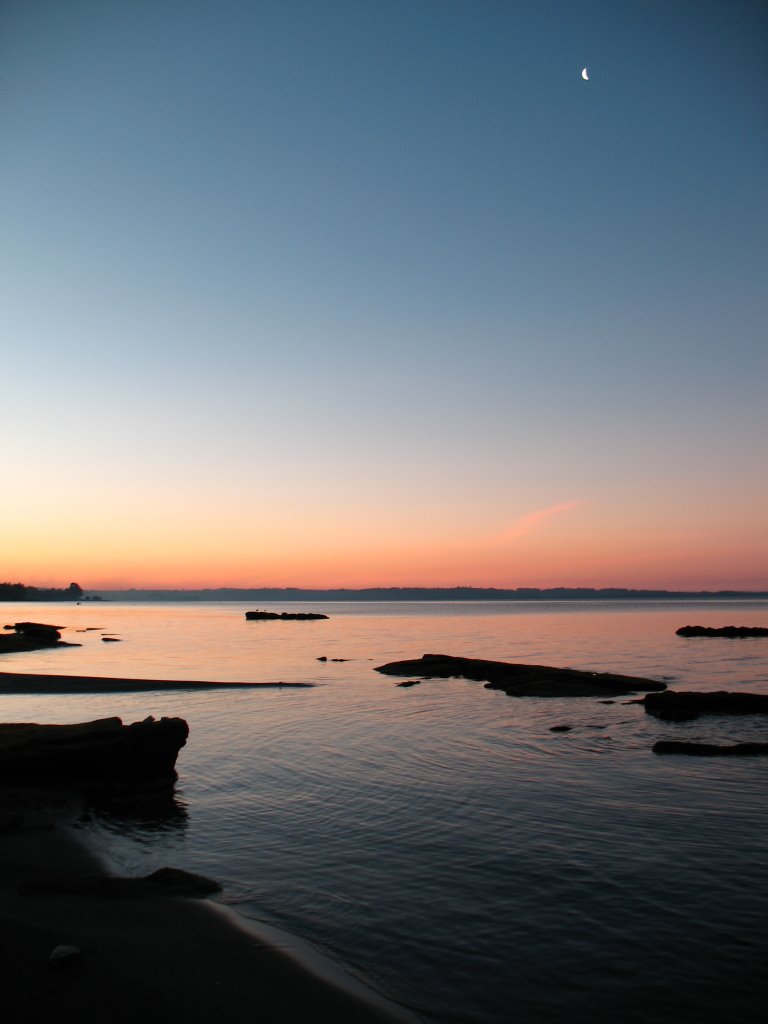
5, 496, 766, 592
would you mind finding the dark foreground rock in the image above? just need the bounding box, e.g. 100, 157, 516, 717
653, 740, 768, 756
375, 653, 666, 697
0, 622, 80, 653
676, 625, 768, 638
22, 866, 221, 899
0, 716, 189, 782
246, 610, 328, 621
643, 690, 768, 721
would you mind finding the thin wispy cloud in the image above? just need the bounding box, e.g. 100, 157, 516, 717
496, 501, 586, 543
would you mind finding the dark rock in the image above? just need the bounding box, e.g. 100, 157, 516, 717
25, 866, 221, 899
8, 621, 64, 634
550, 725, 572, 732
246, 610, 328, 621
0, 716, 189, 782
598, 700, 616, 705
375, 654, 666, 698
0, 622, 79, 653
643, 691, 768, 721
101, 636, 122, 642
396, 680, 422, 687
676, 625, 768, 638
48, 945, 81, 969
653, 740, 768, 756
141, 866, 220, 896
317, 656, 328, 661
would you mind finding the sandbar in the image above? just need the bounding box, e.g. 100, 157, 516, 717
0, 671, 311, 693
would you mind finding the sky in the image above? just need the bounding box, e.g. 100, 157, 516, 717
1, 0, 766, 591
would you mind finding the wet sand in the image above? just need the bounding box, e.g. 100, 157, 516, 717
0, 791, 419, 1024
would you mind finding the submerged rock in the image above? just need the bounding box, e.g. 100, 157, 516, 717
643, 690, 768, 721
676, 625, 768, 638
375, 653, 666, 697
653, 740, 768, 756
0, 716, 189, 782
246, 610, 328, 621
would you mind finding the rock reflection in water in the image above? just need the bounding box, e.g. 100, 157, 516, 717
81, 781, 189, 837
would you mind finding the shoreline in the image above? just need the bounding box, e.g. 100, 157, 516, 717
0, 792, 421, 1023
0, 670, 312, 693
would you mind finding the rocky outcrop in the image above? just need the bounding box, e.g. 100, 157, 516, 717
0, 622, 80, 653
676, 625, 768, 638
643, 690, 768, 721
375, 653, 666, 697
653, 740, 768, 756
0, 716, 189, 782
246, 610, 328, 621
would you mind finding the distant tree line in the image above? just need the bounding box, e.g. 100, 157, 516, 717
0, 582, 83, 601
91, 585, 768, 602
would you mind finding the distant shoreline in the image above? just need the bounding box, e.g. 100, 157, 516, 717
79, 586, 768, 602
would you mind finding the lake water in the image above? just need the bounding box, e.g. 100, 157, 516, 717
2, 599, 768, 1023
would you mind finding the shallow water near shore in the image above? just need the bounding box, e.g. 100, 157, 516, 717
2, 599, 768, 1023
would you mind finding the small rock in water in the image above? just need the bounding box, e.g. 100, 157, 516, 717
49, 945, 81, 969
101, 636, 122, 642
397, 680, 422, 688
317, 656, 328, 662
550, 725, 572, 732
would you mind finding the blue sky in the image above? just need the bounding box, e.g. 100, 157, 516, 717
1, 1, 766, 588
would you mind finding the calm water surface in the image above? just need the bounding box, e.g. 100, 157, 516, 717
2, 600, 767, 1023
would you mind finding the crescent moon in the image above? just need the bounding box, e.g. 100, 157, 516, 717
581, 67, 589, 80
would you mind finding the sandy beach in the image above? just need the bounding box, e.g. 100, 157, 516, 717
0, 788, 418, 1024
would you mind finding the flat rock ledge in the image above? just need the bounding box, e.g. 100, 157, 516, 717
653, 740, 768, 756
676, 625, 768, 638
245, 610, 328, 621
643, 690, 768, 721
375, 653, 666, 697
0, 716, 189, 782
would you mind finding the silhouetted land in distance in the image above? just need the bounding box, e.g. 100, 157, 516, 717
0, 582, 83, 601
86, 586, 768, 602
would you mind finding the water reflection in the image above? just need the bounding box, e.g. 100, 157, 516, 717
80, 780, 189, 837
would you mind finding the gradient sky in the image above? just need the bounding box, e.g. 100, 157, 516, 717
2, 0, 766, 590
